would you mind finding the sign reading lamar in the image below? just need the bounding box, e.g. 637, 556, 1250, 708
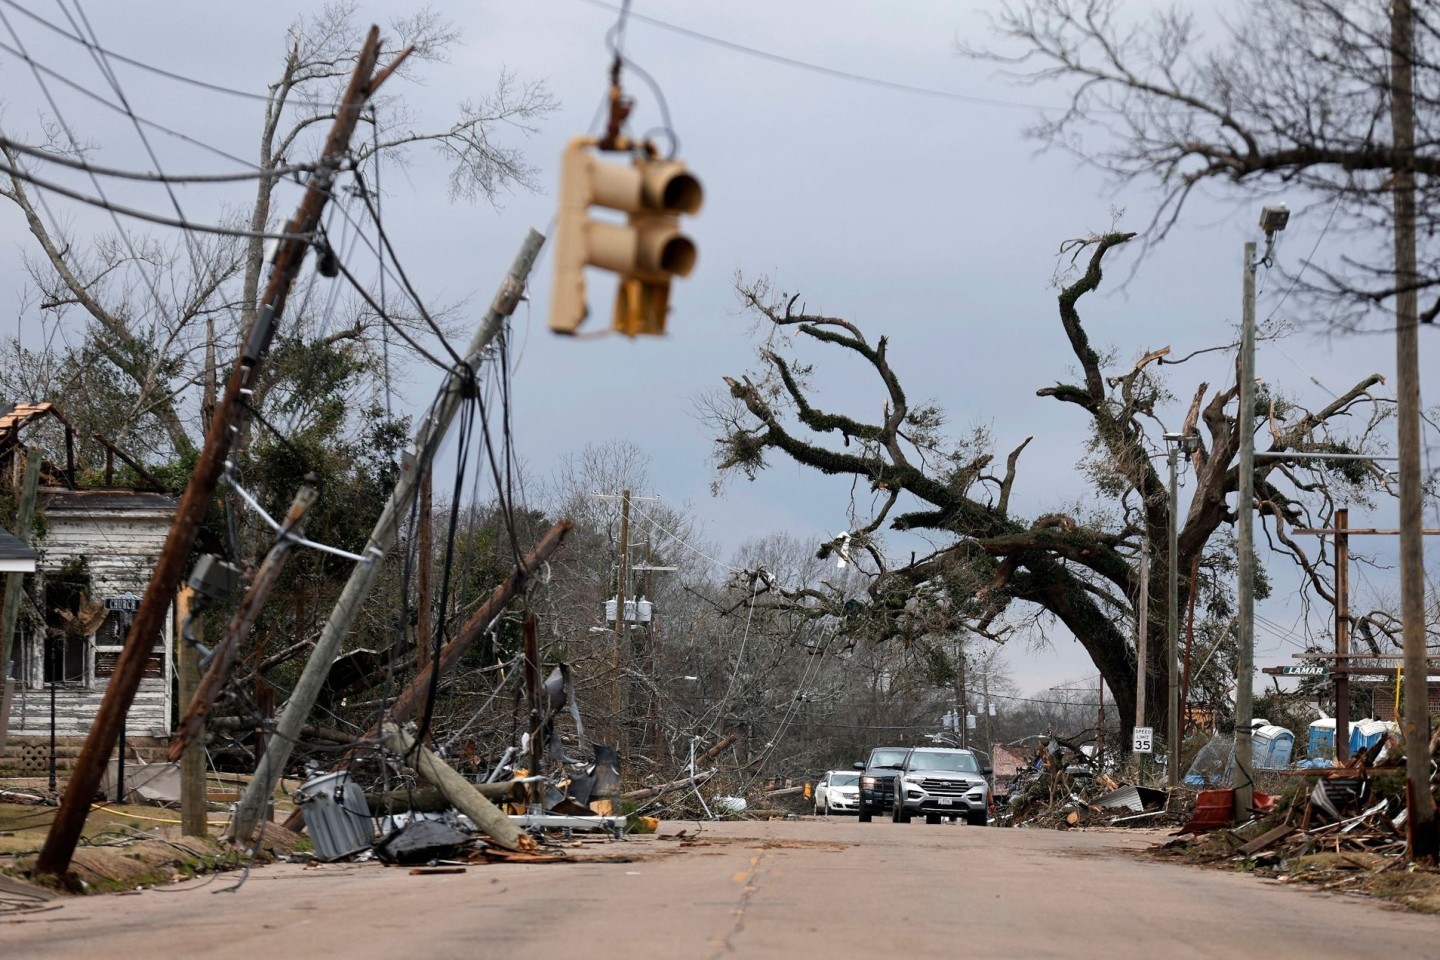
1281, 664, 1329, 677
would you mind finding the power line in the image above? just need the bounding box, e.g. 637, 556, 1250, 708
0, 159, 307, 240
577, 0, 1044, 111
0, 134, 315, 183
0, 0, 333, 106
0, 34, 270, 171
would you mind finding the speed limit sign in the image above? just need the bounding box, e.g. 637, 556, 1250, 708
1132, 726, 1154, 754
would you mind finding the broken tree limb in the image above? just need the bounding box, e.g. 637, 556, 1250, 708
231, 229, 548, 845
365, 781, 526, 813
168, 481, 317, 763
377, 520, 574, 731
621, 769, 716, 802
698, 732, 739, 764
381, 723, 534, 852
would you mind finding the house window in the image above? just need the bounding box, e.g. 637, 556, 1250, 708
43, 634, 86, 685
43, 567, 95, 687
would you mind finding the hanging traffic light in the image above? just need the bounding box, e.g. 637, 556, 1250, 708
549, 137, 702, 336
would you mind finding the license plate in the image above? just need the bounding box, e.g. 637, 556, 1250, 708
939, 798, 953, 806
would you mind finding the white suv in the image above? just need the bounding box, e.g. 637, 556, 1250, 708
891, 747, 990, 825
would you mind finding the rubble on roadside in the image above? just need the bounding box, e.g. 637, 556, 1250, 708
996, 740, 1194, 830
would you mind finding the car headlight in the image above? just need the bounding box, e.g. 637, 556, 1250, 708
902, 775, 922, 785
860, 776, 876, 788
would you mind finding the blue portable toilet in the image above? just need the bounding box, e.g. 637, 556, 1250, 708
1252, 724, 1295, 769
1307, 718, 1335, 759
1349, 719, 1397, 756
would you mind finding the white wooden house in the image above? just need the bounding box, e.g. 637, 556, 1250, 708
7, 489, 178, 739
1, 403, 178, 771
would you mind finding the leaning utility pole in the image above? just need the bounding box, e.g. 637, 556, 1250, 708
36, 27, 397, 877
1389, 0, 1437, 861
232, 228, 547, 843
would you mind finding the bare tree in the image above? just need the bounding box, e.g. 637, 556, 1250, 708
967, 0, 1440, 328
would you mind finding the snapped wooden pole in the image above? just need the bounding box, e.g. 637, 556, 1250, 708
36, 28, 395, 878
381, 723, 533, 852
232, 229, 547, 843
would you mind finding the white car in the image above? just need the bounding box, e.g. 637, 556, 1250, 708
814, 770, 861, 815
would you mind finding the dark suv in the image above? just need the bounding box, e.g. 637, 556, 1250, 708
854, 746, 908, 822
890, 746, 991, 826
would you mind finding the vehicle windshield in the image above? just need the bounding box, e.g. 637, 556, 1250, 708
907, 751, 979, 773
868, 749, 908, 768
829, 772, 859, 787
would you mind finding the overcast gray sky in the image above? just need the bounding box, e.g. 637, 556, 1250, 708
1, 0, 1435, 696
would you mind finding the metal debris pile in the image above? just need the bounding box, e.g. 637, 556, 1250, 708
996, 741, 1191, 829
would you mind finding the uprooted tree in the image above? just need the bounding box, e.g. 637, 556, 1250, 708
705, 231, 1391, 744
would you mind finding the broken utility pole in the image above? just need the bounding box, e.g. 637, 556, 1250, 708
231, 228, 548, 844
381, 723, 534, 852
36, 27, 402, 878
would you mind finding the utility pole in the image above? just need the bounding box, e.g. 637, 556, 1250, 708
613, 489, 631, 748
176, 587, 206, 837
1097, 675, 1105, 764
168, 482, 318, 761
955, 641, 967, 750
37, 28, 398, 878
1235, 239, 1258, 819
1390, 0, 1437, 862
416, 468, 433, 672
232, 228, 546, 844
1134, 539, 1150, 771
1166, 439, 1181, 788
1334, 509, 1351, 764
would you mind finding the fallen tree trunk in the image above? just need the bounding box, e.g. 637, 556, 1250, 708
621, 769, 715, 801
365, 781, 526, 813
762, 785, 805, 798
698, 732, 738, 764
381, 723, 534, 852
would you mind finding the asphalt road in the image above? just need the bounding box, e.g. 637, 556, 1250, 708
3, 817, 1438, 959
